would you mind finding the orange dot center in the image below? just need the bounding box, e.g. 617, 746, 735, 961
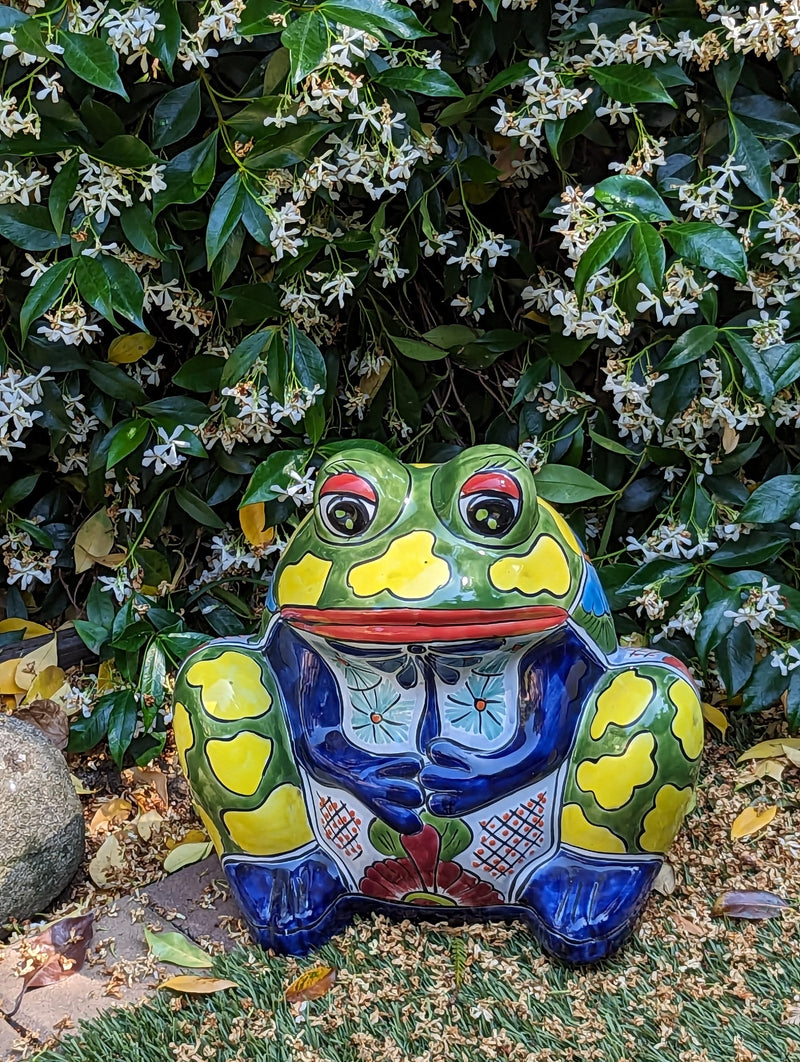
475, 699, 487, 712
370, 712, 383, 724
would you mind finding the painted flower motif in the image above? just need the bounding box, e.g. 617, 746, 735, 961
360, 824, 503, 907
445, 669, 507, 740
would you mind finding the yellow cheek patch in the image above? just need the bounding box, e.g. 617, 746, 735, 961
172, 701, 194, 776
206, 731, 273, 797
278, 553, 333, 607
488, 534, 571, 598
560, 804, 626, 854
195, 805, 224, 856
668, 679, 703, 760
639, 784, 693, 853
576, 732, 657, 810
590, 671, 655, 740
348, 530, 451, 601
538, 500, 582, 555
222, 784, 314, 856
185, 653, 272, 721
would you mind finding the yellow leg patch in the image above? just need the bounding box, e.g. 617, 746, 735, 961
172, 701, 194, 775
488, 535, 571, 598
347, 530, 451, 601
185, 653, 272, 721
206, 731, 274, 797
539, 500, 582, 556
639, 784, 693, 853
277, 553, 333, 607
589, 670, 655, 740
668, 679, 703, 760
560, 803, 626, 854
222, 784, 314, 856
575, 732, 657, 810
195, 804, 224, 855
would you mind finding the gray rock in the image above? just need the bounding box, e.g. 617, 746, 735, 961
0, 715, 84, 924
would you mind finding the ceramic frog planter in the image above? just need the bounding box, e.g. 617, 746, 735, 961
173, 445, 703, 963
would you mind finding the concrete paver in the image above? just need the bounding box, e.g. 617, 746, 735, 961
144, 855, 246, 949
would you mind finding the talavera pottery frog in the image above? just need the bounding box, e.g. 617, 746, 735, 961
173, 446, 703, 963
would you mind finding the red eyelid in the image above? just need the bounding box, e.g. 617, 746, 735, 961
461, 471, 521, 499
320, 472, 377, 502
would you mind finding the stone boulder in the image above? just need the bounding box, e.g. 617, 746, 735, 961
0, 715, 84, 924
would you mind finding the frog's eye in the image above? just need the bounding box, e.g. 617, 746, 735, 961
319, 472, 378, 537
459, 470, 521, 537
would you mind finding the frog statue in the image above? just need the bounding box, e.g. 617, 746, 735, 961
173, 446, 703, 964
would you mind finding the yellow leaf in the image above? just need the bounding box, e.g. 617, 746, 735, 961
159, 976, 238, 994
701, 702, 729, 737
163, 841, 213, 874
731, 805, 777, 840
737, 737, 800, 763
88, 833, 125, 887
23, 665, 67, 705
74, 511, 114, 574
108, 333, 156, 364
14, 637, 58, 692
136, 809, 165, 841
71, 774, 97, 796
89, 797, 133, 835
0, 657, 25, 697
97, 659, 116, 693
0, 618, 51, 639
238, 503, 275, 547
285, 966, 338, 1004
782, 744, 800, 768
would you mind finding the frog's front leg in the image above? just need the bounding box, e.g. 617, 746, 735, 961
173, 643, 349, 954
267, 623, 425, 834
516, 653, 703, 964
420, 630, 603, 818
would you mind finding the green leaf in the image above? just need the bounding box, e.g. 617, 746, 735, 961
740, 476, 800, 523
57, 31, 127, 98
67, 694, 114, 753
281, 11, 328, 85
144, 928, 212, 969
73, 618, 109, 655
631, 223, 665, 294
152, 81, 202, 149
76, 255, 117, 327
594, 176, 674, 223
1, 474, 40, 511
153, 132, 219, 215
19, 259, 74, 344
150, 0, 181, 75
592, 64, 674, 106
742, 654, 789, 715
287, 323, 326, 391
715, 623, 755, 697
389, 335, 449, 361
663, 222, 747, 282
143, 397, 212, 427
422, 325, 476, 348
93, 135, 158, 169
238, 1, 292, 34
107, 690, 138, 768
376, 66, 463, 97
88, 363, 147, 404
120, 203, 163, 259
107, 419, 150, 470
141, 641, 167, 713
0, 204, 69, 251
322, 0, 428, 39
220, 330, 273, 389
206, 174, 246, 267
49, 155, 79, 239
534, 465, 613, 504
241, 449, 311, 506
86, 580, 115, 629
727, 332, 775, 404
98, 257, 146, 329
174, 486, 226, 529
730, 115, 771, 201
574, 222, 632, 303
659, 325, 719, 371
173, 354, 224, 392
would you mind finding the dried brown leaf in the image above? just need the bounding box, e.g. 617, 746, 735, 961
285, 966, 338, 1004
3, 913, 94, 1017
89, 797, 133, 835
14, 698, 69, 749
711, 890, 790, 920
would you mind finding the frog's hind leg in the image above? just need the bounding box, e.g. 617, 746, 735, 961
173, 644, 349, 955
515, 654, 703, 964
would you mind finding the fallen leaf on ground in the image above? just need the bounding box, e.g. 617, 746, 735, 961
672, 913, 707, 937
89, 797, 133, 835
163, 841, 213, 874
14, 637, 58, 691
136, 809, 164, 841
15, 699, 69, 749
124, 765, 170, 809
711, 890, 790, 920
0, 657, 25, 697
23, 665, 67, 704
737, 737, 800, 763
285, 966, 338, 1004
782, 744, 800, 768
653, 862, 676, 896
70, 774, 96, 796
731, 804, 777, 840
3, 913, 94, 1018
88, 833, 125, 887
701, 702, 729, 737
159, 976, 238, 994
165, 828, 207, 850
144, 928, 213, 968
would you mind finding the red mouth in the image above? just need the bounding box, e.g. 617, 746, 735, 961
279, 606, 569, 644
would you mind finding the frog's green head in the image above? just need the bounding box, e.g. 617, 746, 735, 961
271, 445, 602, 644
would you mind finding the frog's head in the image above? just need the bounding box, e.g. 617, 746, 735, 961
270, 445, 600, 644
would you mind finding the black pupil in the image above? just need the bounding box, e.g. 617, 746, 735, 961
328, 496, 371, 536
465, 492, 517, 536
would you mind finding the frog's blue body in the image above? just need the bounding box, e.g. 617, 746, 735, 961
174, 447, 703, 963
